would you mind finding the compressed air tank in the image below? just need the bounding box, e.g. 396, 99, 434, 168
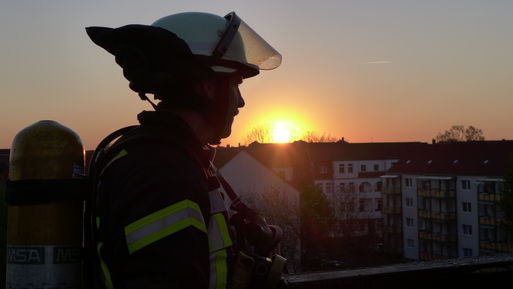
6, 120, 85, 289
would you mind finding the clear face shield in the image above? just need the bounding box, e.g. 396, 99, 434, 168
211, 12, 282, 77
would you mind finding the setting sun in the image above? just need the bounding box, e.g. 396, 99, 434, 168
271, 122, 292, 143
270, 120, 302, 143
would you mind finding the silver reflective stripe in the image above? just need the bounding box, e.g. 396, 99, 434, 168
124, 200, 207, 254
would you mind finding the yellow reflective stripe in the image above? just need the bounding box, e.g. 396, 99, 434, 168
96, 216, 100, 229
208, 213, 232, 253
100, 149, 128, 176
214, 214, 232, 248
124, 199, 207, 254
97, 242, 114, 289
210, 249, 228, 289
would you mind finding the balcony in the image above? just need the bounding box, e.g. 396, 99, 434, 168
285, 255, 513, 289
383, 225, 402, 234
480, 241, 513, 253
382, 187, 400, 195
418, 189, 456, 199
382, 207, 401, 214
419, 210, 456, 221
480, 216, 499, 226
419, 231, 457, 243
479, 193, 503, 202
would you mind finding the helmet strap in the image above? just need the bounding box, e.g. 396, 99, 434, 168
138, 92, 159, 110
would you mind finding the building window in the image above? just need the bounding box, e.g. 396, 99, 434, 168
359, 199, 365, 212
463, 224, 473, 235
375, 198, 383, 211
406, 217, 414, 227
338, 183, 345, 193
462, 180, 471, 190
405, 178, 412, 187
374, 164, 380, 171
319, 165, 328, 174
348, 163, 353, 173
338, 164, 345, 174
463, 248, 473, 257
361, 164, 366, 172
406, 239, 414, 248
326, 183, 333, 194
462, 202, 472, 213
405, 198, 414, 207
376, 181, 382, 191
347, 202, 355, 212
348, 182, 355, 193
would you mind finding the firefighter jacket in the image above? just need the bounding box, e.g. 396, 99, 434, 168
94, 110, 233, 289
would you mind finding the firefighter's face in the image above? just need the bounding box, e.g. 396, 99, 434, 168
220, 75, 244, 138
199, 73, 245, 143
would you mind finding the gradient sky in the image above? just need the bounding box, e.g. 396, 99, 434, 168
1, 0, 513, 149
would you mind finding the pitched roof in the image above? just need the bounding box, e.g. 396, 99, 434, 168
301, 142, 428, 162
388, 141, 513, 176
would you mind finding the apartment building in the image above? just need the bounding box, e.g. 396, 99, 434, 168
382, 141, 513, 260
309, 142, 426, 237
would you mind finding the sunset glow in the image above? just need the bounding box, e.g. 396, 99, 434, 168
271, 121, 293, 143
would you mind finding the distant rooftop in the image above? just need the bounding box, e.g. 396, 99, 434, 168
388, 140, 513, 176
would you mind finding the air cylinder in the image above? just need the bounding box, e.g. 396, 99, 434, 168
6, 120, 84, 289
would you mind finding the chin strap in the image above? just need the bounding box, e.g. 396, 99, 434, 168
138, 92, 159, 110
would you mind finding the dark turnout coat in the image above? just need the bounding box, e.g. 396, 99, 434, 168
94, 111, 233, 289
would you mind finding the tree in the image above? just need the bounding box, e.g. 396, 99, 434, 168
244, 125, 273, 144
300, 183, 336, 270
435, 125, 485, 142
300, 131, 337, 143
244, 124, 339, 145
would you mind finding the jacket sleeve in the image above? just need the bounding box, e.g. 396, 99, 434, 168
97, 144, 211, 289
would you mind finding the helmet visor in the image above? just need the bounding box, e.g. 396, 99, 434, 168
222, 16, 282, 71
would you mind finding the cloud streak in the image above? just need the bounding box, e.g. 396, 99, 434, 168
366, 60, 391, 64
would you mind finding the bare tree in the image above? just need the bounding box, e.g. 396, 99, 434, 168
435, 125, 485, 142
244, 125, 273, 144
300, 131, 337, 143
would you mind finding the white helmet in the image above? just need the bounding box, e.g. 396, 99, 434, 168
152, 12, 282, 78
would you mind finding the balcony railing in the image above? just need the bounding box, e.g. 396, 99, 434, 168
382, 187, 401, 195
418, 210, 456, 221
480, 216, 500, 226
285, 255, 513, 289
480, 241, 513, 253
382, 207, 401, 214
418, 189, 456, 198
419, 231, 457, 242
383, 225, 402, 234
479, 193, 503, 202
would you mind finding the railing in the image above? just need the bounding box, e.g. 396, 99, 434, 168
285, 255, 513, 289
383, 225, 402, 234
479, 193, 503, 202
480, 241, 513, 253
480, 216, 499, 226
418, 189, 456, 198
382, 207, 401, 214
382, 187, 400, 194
418, 210, 456, 220
419, 231, 457, 242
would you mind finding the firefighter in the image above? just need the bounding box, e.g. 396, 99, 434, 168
86, 11, 281, 289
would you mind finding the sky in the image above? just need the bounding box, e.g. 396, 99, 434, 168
1, 0, 513, 149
